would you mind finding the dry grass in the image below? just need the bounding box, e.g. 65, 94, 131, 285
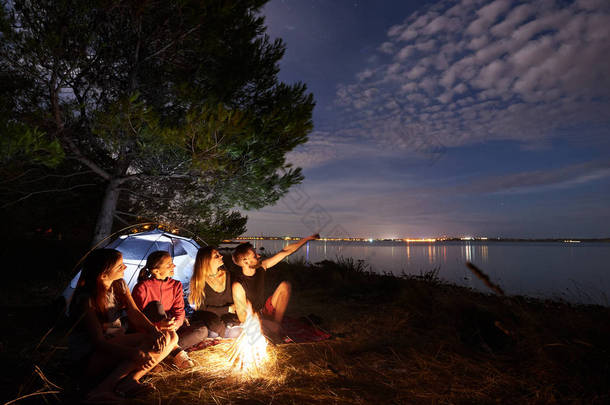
132, 269, 610, 404
4, 259, 610, 404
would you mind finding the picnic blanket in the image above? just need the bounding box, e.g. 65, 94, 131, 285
186, 338, 224, 352
280, 316, 331, 343
186, 315, 331, 352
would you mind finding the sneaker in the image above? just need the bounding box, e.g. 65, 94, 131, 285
172, 350, 195, 369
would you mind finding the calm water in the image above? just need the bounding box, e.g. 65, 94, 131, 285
238, 240, 610, 306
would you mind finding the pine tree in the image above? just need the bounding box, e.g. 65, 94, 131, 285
0, 0, 314, 244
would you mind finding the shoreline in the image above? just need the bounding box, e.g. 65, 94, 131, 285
230, 237, 610, 243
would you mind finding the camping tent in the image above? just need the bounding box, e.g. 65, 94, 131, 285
62, 229, 202, 306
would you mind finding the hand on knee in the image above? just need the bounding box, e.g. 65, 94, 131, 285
133, 348, 155, 368
167, 330, 179, 350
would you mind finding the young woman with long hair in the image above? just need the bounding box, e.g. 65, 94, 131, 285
68, 249, 178, 401
132, 251, 208, 368
189, 246, 239, 338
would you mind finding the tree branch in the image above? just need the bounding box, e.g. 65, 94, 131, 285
122, 173, 191, 181
141, 24, 202, 63
0, 168, 38, 184
129, 15, 142, 92
48, 65, 111, 182
0, 183, 97, 209
113, 213, 131, 226
17, 170, 95, 185
115, 210, 141, 218
62, 137, 112, 181
118, 188, 175, 201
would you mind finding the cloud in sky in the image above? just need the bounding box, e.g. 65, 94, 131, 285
334, 0, 610, 152
459, 160, 610, 194
285, 131, 340, 169
286, 130, 428, 169
246, 158, 610, 238
250, 0, 610, 238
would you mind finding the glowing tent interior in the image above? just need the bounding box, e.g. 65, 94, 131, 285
61, 228, 202, 307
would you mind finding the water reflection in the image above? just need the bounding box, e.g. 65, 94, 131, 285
230, 239, 609, 305
462, 242, 474, 263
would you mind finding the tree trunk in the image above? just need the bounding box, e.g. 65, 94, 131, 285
91, 178, 121, 246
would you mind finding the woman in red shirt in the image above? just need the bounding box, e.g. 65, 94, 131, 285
132, 251, 207, 367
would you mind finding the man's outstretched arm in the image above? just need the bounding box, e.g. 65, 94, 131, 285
261, 234, 319, 270
232, 282, 249, 323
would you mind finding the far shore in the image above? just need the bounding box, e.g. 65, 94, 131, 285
229, 236, 610, 243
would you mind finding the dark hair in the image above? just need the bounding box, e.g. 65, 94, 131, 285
70, 248, 123, 316
137, 250, 171, 283
232, 242, 254, 265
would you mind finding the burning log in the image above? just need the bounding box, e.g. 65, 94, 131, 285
226, 309, 269, 374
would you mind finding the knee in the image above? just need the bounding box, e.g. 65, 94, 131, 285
167, 330, 179, 348
196, 325, 209, 338
177, 323, 208, 350
279, 281, 292, 295
188, 323, 209, 339
143, 301, 166, 323
206, 318, 224, 336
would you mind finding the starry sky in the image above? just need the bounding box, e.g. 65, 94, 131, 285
244, 0, 610, 239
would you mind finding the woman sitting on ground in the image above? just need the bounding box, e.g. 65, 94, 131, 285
132, 251, 207, 368
188, 246, 239, 338
69, 249, 177, 401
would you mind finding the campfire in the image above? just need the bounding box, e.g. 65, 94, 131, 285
226, 309, 270, 374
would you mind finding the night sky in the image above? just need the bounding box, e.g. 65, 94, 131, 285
245, 0, 610, 239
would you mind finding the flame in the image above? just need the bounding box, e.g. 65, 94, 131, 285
226, 309, 269, 373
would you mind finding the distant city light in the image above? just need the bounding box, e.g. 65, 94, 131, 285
231, 235, 573, 243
